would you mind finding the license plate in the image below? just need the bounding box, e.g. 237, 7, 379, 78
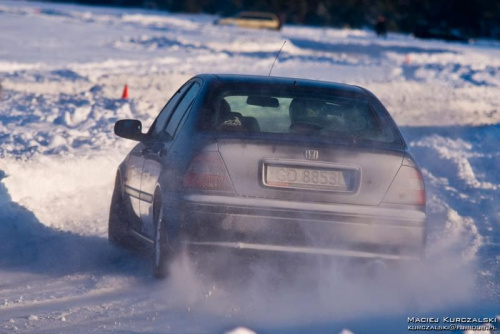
264, 165, 353, 192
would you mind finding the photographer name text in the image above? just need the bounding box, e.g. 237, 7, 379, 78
408, 317, 497, 324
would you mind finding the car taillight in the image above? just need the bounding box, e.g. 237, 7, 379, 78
383, 165, 425, 206
183, 151, 233, 191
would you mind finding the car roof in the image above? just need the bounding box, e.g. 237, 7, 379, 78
195, 73, 367, 95
238, 11, 277, 18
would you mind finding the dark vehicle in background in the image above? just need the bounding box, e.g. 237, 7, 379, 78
214, 11, 281, 30
109, 74, 427, 278
414, 23, 468, 42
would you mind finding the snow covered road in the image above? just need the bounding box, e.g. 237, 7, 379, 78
0, 1, 499, 332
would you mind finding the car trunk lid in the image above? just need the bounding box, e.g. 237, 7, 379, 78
216, 137, 404, 206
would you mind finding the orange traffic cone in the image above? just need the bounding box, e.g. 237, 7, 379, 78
121, 84, 129, 99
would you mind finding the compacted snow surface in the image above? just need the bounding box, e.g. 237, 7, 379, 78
0, 1, 499, 333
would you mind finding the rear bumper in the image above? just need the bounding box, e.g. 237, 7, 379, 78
165, 194, 426, 261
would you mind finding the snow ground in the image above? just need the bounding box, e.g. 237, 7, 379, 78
0, 0, 499, 333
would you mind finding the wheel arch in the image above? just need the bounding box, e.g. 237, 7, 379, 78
115, 169, 124, 198
153, 183, 163, 221
116, 161, 128, 198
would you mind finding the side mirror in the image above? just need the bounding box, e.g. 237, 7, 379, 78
114, 119, 144, 141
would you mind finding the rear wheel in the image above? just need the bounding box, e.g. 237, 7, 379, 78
108, 173, 131, 248
153, 201, 170, 279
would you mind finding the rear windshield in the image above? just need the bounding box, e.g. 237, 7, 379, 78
203, 84, 403, 147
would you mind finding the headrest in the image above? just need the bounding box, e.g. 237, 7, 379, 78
219, 99, 231, 118
289, 98, 324, 124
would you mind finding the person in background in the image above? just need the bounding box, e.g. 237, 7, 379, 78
375, 16, 387, 37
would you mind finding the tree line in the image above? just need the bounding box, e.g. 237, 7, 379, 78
51, 0, 500, 39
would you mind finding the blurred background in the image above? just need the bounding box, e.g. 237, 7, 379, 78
46, 0, 500, 39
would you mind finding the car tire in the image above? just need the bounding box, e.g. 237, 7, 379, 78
153, 200, 170, 279
108, 173, 131, 248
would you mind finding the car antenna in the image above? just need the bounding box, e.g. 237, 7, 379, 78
269, 40, 286, 76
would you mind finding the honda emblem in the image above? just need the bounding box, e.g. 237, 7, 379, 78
304, 150, 319, 160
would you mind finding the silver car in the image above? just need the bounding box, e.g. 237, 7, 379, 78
109, 74, 426, 278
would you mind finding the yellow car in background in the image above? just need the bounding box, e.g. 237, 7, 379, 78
214, 11, 281, 30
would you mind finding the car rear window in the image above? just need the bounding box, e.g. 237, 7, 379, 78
204, 84, 403, 147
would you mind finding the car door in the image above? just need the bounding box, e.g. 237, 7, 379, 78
124, 81, 191, 234
139, 80, 202, 237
